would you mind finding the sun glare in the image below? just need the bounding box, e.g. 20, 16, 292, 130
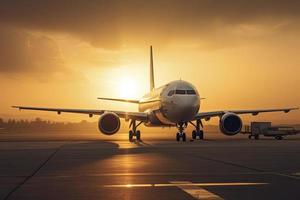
119, 77, 138, 99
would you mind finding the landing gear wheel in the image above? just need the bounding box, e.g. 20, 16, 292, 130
176, 122, 188, 142
254, 135, 259, 140
190, 120, 204, 140
182, 133, 186, 142
129, 130, 134, 141
136, 130, 141, 141
275, 136, 283, 140
192, 131, 196, 140
199, 130, 204, 140
128, 120, 143, 142
248, 135, 252, 139
176, 133, 180, 141
192, 130, 204, 140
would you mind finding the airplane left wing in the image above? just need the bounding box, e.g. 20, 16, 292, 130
12, 106, 148, 122
194, 107, 298, 120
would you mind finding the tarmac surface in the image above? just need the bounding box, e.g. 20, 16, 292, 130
0, 132, 300, 200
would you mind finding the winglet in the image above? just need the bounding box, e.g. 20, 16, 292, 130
12, 106, 21, 110
284, 107, 299, 113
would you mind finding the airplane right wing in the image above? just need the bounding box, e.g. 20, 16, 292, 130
12, 106, 148, 122
194, 107, 299, 120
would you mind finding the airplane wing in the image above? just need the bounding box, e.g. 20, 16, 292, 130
12, 106, 148, 122
194, 107, 299, 120
98, 97, 140, 104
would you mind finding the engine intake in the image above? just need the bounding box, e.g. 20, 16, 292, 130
219, 113, 242, 136
98, 112, 120, 135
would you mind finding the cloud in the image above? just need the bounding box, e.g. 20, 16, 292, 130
0, 28, 65, 74
0, 0, 299, 49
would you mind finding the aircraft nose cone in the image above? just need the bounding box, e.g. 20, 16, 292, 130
162, 95, 200, 123
181, 104, 198, 114
173, 100, 199, 122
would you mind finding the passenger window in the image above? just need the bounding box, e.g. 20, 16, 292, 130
175, 90, 186, 95
186, 90, 196, 95
168, 90, 175, 96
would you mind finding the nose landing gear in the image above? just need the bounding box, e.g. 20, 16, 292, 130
176, 122, 187, 142
129, 120, 142, 141
190, 120, 204, 140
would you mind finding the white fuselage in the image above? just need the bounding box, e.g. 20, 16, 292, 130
138, 80, 200, 126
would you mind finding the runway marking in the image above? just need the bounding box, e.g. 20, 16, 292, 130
102, 182, 268, 188
186, 154, 264, 173
3, 143, 65, 200
170, 181, 223, 200
186, 153, 300, 180
272, 172, 300, 179
293, 172, 300, 176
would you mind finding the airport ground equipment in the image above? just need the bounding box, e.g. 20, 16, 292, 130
241, 122, 300, 140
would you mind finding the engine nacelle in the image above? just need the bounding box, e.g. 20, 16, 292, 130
219, 113, 242, 136
98, 112, 120, 135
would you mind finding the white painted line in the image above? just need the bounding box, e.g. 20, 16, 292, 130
102, 182, 268, 188
271, 172, 300, 179
102, 181, 267, 199
170, 181, 223, 200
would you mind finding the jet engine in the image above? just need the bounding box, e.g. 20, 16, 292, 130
219, 113, 242, 136
98, 112, 120, 135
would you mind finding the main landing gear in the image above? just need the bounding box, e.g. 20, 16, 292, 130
190, 120, 204, 140
176, 122, 187, 142
175, 120, 205, 142
129, 120, 143, 142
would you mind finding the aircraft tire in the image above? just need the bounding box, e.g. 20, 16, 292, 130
136, 130, 141, 141
275, 136, 283, 140
192, 131, 196, 140
199, 130, 204, 140
182, 133, 186, 142
129, 130, 134, 141
176, 133, 180, 141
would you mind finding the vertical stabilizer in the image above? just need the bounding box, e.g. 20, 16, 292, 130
150, 46, 155, 91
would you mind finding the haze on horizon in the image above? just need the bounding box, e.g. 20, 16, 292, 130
0, 0, 299, 124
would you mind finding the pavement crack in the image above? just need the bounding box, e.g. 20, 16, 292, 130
187, 154, 264, 173
3, 144, 65, 200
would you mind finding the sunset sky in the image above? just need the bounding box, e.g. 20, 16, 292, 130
0, 0, 299, 124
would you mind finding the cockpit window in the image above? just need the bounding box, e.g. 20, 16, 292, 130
168, 89, 197, 96
175, 90, 186, 94
168, 90, 175, 96
186, 90, 196, 95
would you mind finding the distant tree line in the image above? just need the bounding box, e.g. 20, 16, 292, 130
0, 118, 97, 132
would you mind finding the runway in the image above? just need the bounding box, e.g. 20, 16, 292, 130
0, 134, 300, 199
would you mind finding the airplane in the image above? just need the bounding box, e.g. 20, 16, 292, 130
13, 46, 298, 141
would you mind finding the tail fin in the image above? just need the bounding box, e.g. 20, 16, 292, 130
150, 46, 155, 91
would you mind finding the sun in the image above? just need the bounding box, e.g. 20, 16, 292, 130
118, 77, 138, 99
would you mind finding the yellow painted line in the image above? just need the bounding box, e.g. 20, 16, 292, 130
102, 182, 268, 188
170, 181, 223, 200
